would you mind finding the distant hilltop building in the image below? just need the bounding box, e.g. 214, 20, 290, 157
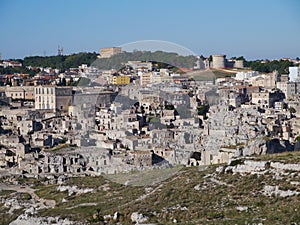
211, 54, 244, 69
194, 57, 210, 70
212, 55, 226, 69
233, 59, 244, 68
99, 47, 122, 58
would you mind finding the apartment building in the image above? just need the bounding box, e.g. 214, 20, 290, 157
34, 86, 72, 111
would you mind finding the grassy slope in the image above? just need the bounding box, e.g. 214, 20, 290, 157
3, 151, 300, 224
0, 190, 31, 224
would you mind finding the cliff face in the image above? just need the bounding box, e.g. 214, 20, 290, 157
242, 137, 267, 155
241, 138, 298, 157
200, 104, 267, 164
197, 102, 299, 165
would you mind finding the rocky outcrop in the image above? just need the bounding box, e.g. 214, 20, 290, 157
262, 185, 300, 197
131, 212, 149, 224
10, 207, 77, 225
225, 159, 300, 174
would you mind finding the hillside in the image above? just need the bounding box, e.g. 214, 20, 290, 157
244, 59, 293, 74
1, 151, 300, 224
20, 51, 197, 71
91, 50, 197, 71
23, 52, 98, 71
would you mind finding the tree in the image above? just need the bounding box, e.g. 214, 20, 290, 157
77, 77, 91, 86
236, 56, 245, 60
244, 59, 293, 74
23, 52, 98, 70
197, 104, 209, 119
289, 107, 296, 114
61, 77, 67, 86
5, 77, 10, 86
94, 208, 104, 222
5, 77, 12, 86
164, 101, 174, 110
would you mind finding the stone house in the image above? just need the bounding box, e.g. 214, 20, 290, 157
0, 134, 19, 148
5, 86, 35, 100
130, 150, 152, 167
31, 133, 53, 148
17, 119, 33, 136
122, 136, 138, 150
152, 146, 175, 163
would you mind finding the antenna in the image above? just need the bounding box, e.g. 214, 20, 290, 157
57, 45, 64, 56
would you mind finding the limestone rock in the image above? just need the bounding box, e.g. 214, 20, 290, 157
131, 212, 148, 223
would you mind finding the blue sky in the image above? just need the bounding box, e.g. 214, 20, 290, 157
0, 0, 299, 60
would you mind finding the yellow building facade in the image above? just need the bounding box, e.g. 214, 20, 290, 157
111, 76, 130, 85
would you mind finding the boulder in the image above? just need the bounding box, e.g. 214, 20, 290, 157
131, 212, 148, 223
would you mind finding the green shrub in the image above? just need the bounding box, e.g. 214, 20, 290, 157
229, 158, 244, 166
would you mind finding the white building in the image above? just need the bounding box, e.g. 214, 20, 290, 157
274, 102, 283, 111
0, 60, 22, 68
127, 61, 152, 71
289, 67, 300, 82
34, 86, 72, 111
277, 82, 296, 98
235, 71, 259, 81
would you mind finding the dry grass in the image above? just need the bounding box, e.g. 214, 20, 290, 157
4, 152, 300, 224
